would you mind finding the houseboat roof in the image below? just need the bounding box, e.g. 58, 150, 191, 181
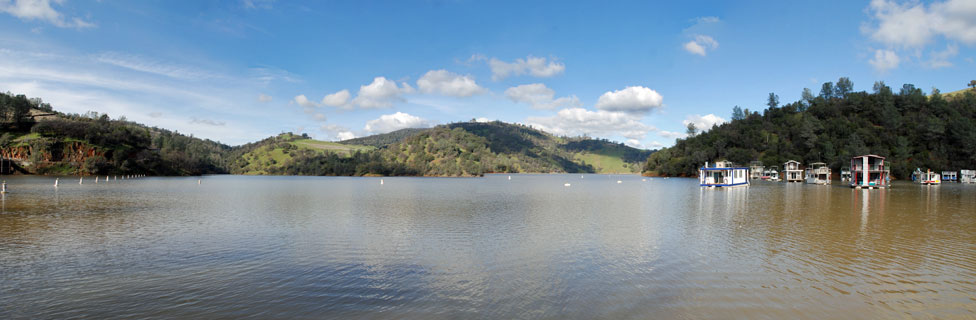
853, 154, 885, 159
784, 160, 800, 164
809, 162, 827, 166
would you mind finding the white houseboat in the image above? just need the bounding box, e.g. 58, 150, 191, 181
851, 155, 889, 189
699, 161, 750, 188
784, 160, 803, 183
805, 162, 831, 185
840, 166, 852, 182
913, 169, 941, 185
749, 161, 764, 180
941, 171, 957, 182
960, 170, 976, 184
763, 166, 780, 181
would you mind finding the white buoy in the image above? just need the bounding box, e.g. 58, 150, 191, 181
198, 179, 201, 185
617, 180, 622, 184
581, 175, 584, 179
114, 176, 117, 181
508, 176, 511, 180
80, 177, 84, 184
1, 180, 7, 194
642, 179, 647, 182
55, 178, 59, 187
564, 183, 571, 187
380, 179, 384, 185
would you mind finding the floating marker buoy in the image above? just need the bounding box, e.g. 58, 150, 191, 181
198, 179, 201, 185
642, 179, 647, 182
380, 179, 384, 185
79, 177, 83, 185
1, 180, 7, 194
55, 178, 59, 187
564, 183, 571, 187
617, 180, 622, 184
508, 176, 511, 180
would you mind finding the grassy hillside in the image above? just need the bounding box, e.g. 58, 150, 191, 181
1, 92, 230, 176
338, 128, 426, 147
228, 133, 374, 174
644, 79, 976, 178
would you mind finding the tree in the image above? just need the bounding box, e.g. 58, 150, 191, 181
835, 77, 853, 97
969, 80, 976, 91
801, 88, 815, 104
767, 93, 779, 109
686, 123, 697, 137
731, 106, 745, 121
820, 82, 834, 99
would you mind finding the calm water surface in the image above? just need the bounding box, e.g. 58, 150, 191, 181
1, 175, 975, 319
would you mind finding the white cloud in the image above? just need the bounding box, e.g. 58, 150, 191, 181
337, 131, 356, 140
487, 55, 565, 81
94, 52, 217, 80
257, 93, 272, 102
474, 117, 492, 123
190, 117, 226, 126
321, 89, 351, 108
293, 94, 318, 108
364, 112, 432, 134
351, 76, 413, 109
683, 35, 718, 56
682, 114, 726, 132
865, 0, 976, 49
0, 0, 95, 28
525, 108, 654, 140
595, 86, 664, 114
925, 44, 958, 68
417, 69, 484, 97
320, 124, 357, 141
869, 49, 901, 72
659, 130, 687, 139
694, 16, 720, 24
504, 83, 581, 110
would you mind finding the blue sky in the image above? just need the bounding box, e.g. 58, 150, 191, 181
0, 0, 973, 147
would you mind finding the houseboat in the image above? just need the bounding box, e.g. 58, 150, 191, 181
913, 169, 941, 185
840, 167, 852, 182
699, 161, 750, 188
763, 166, 780, 181
784, 160, 803, 183
960, 170, 976, 184
941, 171, 957, 182
749, 161, 764, 180
805, 162, 831, 185
851, 155, 889, 189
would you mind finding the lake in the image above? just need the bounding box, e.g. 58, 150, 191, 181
1, 174, 975, 319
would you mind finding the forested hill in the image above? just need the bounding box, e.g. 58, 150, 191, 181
1, 92, 229, 176
241, 121, 652, 176
643, 78, 976, 179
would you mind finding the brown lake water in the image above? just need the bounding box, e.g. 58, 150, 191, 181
1, 174, 975, 319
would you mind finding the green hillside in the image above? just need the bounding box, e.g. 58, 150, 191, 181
338, 128, 426, 147
644, 78, 976, 179
228, 133, 374, 174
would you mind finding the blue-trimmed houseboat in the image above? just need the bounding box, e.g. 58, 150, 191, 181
700, 161, 750, 188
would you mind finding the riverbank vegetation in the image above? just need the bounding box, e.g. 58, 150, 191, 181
643, 78, 976, 179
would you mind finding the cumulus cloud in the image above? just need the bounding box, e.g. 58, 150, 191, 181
416, 69, 484, 97
320, 124, 356, 141
525, 108, 654, 140
869, 49, 901, 72
865, 0, 976, 48
0, 0, 95, 28
505, 83, 581, 110
682, 114, 726, 132
683, 35, 718, 56
257, 93, 272, 102
351, 77, 413, 109
321, 89, 351, 108
486, 55, 565, 81
595, 86, 664, 114
694, 16, 720, 24
364, 112, 432, 134
293, 94, 318, 108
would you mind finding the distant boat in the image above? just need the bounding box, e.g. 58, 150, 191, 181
851, 155, 890, 189
913, 168, 941, 185
804, 162, 831, 185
